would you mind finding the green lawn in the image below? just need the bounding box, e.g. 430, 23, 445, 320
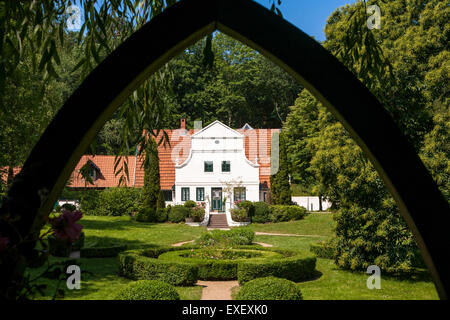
29, 214, 439, 300
251, 235, 438, 300
249, 212, 335, 237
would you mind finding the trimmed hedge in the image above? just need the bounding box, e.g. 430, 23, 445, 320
116, 280, 180, 300
118, 246, 316, 285
269, 205, 307, 222
310, 241, 335, 259
236, 277, 303, 300
168, 205, 190, 223
81, 244, 127, 258
194, 227, 255, 247
48, 232, 85, 257
158, 249, 281, 281
118, 248, 198, 286
237, 249, 316, 284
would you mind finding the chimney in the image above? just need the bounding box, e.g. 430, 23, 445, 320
180, 118, 186, 129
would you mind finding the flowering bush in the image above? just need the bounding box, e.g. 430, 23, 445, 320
48, 210, 83, 243
190, 203, 205, 222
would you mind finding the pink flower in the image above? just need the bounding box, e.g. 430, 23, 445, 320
49, 210, 83, 243
0, 233, 9, 253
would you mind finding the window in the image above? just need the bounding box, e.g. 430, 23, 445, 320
163, 190, 173, 202
221, 161, 230, 172
234, 187, 246, 202
196, 187, 205, 201
204, 161, 213, 172
181, 188, 190, 201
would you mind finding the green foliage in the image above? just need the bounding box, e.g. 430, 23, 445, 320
268, 205, 307, 222
155, 208, 168, 223
95, 188, 141, 216
236, 200, 255, 217
420, 108, 450, 202
142, 139, 161, 210
157, 190, 166, 209
270, 132, 292, 205
118, 249, 198, 286
252, 202, 271, 223
190, 205, 205, 222
236, 277, 303, 300
194, 227, 255, 247
333, 200, 424, 274
168, 205, 190, 223
136, 207, 157, 223
183, 200, 197, 208
230, 208, 249, 222
237, 250, 316, 284
115, 280, 180, 300
310, 240, 335, 259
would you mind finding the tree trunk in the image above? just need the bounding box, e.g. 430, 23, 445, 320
319, 194, 323, 211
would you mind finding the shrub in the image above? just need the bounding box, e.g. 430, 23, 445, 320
95, 187, 141, 216
184, 200, 197, 208
236, 200, 255, 217
269, 205, 306, 222
61, 203, 77, 211
237, 250, 316, 284
252, 201, 271, 223
168, 205, 190, 223
115, 280, 180, 300
118, 249, 198, 286
156, 208, 168, 222
195, 227, 255, 247
310, 240, 335, 259
79, 190, 101, 215
230, 208, 249, 222
136, 207, 157, 222
190, 205, 205, 222
236, 277, 303, 300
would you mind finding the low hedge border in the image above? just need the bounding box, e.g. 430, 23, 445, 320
158, 249, 283, 280
310, 241, 335, 259
118, 246, 316, 285
237, 250, 316, 284
80, 244, 127, 258
118, 248, 198, 286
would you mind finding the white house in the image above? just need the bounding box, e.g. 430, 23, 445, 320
174, 120, 265, 226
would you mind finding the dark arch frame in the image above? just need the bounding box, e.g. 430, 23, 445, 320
2, 0, 449, 299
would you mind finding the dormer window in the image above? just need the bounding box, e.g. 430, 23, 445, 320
221, 161, 230, 172
204, 161, 213, 172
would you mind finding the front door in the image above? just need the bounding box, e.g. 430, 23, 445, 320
211, 188, 222, 211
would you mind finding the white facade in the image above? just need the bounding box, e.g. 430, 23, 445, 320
291, 196, 332, 212
174, 121, 260, 226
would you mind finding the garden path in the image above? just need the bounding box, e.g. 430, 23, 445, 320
196, 280, 239, 300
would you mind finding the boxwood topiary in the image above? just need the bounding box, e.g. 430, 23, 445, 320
115, 280, 180, 300
236, 277, 303, 300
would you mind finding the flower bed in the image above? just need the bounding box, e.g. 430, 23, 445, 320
118, 246, 316, 284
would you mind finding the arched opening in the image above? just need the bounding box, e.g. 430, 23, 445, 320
2, 0, 448, 299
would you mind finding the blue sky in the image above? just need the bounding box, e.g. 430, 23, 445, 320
254, 0, 357, 42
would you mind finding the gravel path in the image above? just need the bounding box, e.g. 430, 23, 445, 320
196, 280, 239, 300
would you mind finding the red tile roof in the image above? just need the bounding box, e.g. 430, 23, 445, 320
3, 128, 279, 190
